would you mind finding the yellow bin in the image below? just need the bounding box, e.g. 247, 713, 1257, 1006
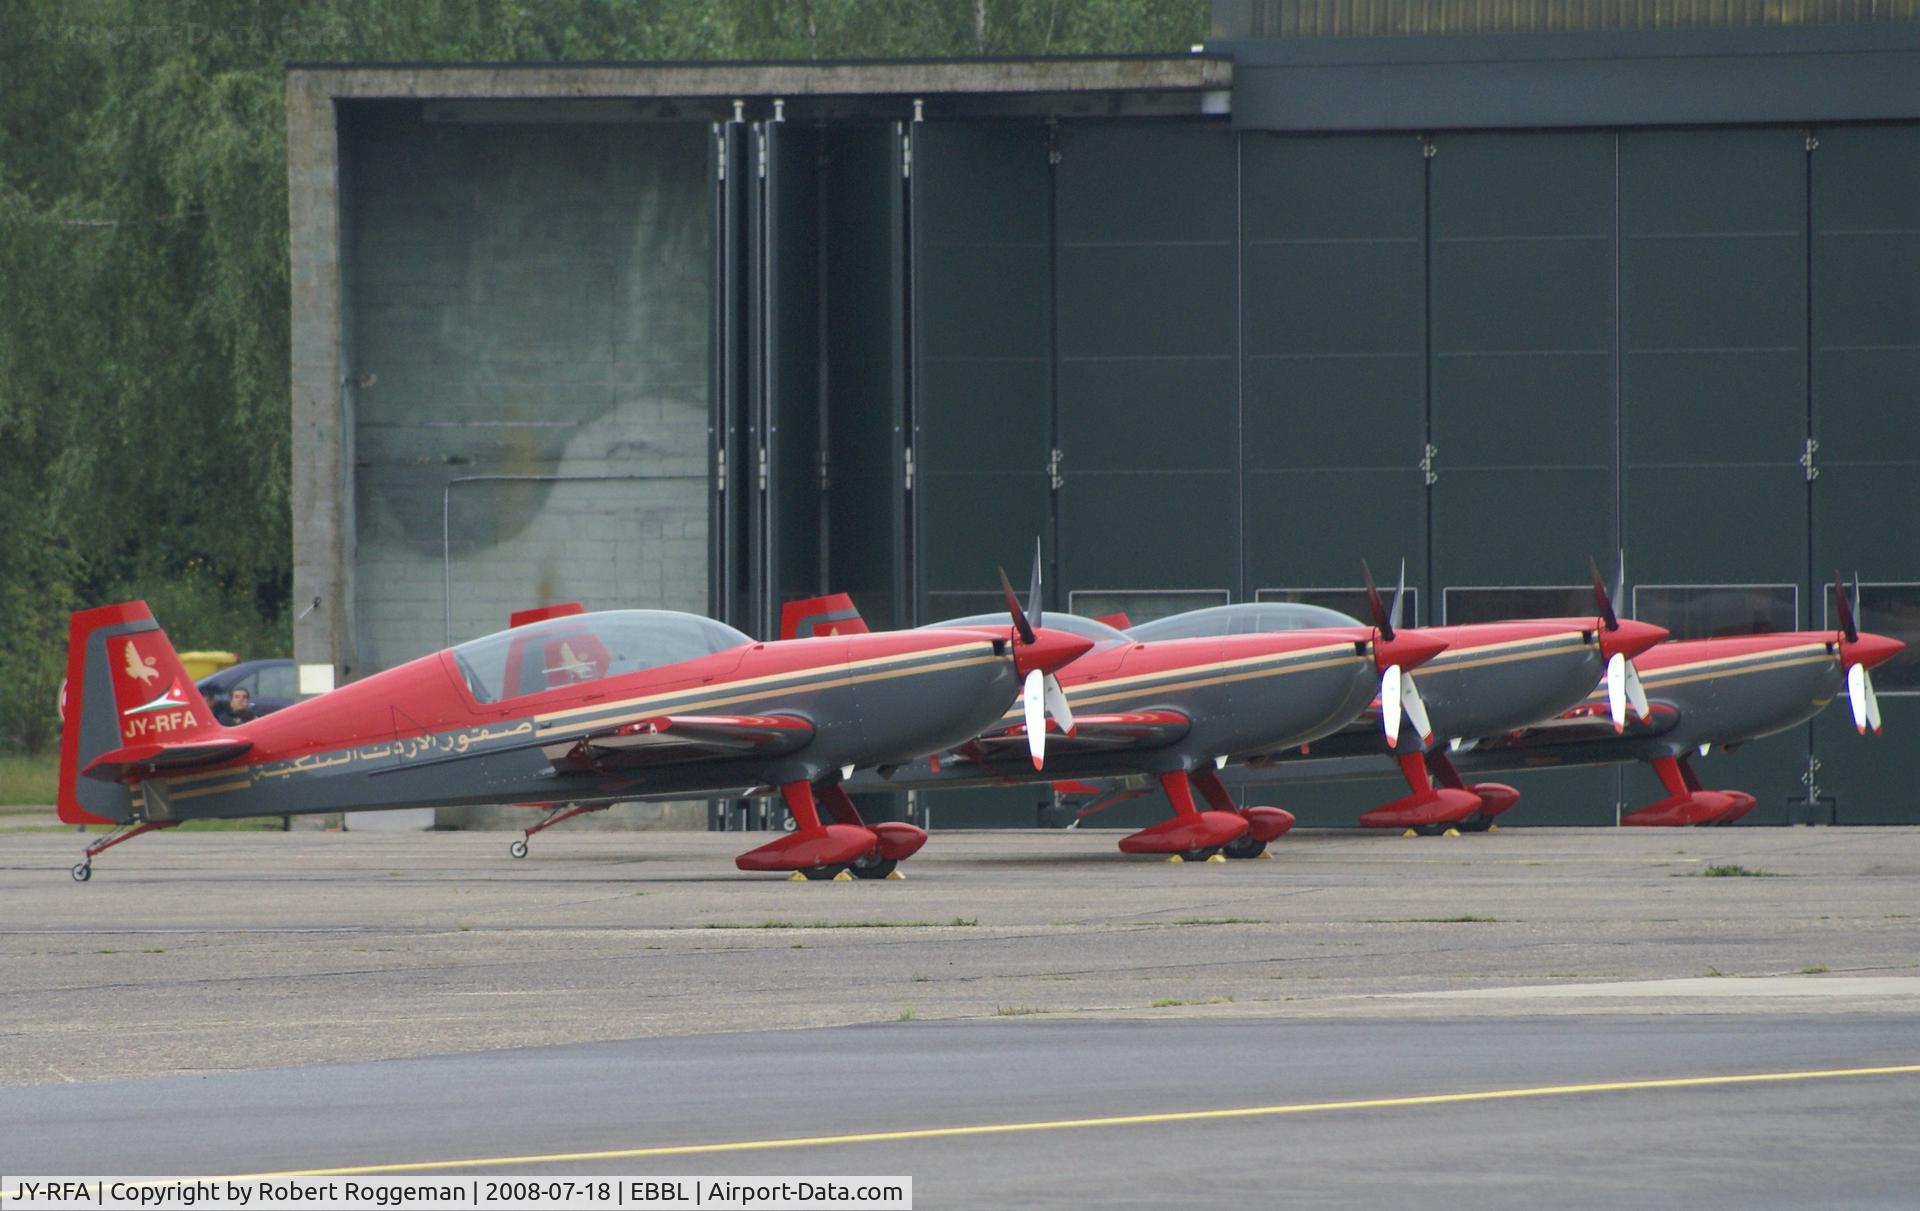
178, 651, 240, 680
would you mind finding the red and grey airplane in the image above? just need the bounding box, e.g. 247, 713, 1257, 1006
1103, 561, 1668, 833
803, 562, 1453, 859
1436, 576, 1903, 825
56, 594, 1094, 881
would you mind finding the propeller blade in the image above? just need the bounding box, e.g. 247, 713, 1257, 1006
1362, 560, 1393, 642
1027, 538, 1044, 631
1391, 558, 1409, 633
1380, 663, 1403, 749
1024, 668, 1047, 769
999, 566, 1037, 646
1624, 658, 1650, 722
1401, 671, 1434, 745
1865, 666, 1883, 735
1606, 651, 1627, 732
1044, 673, 1075, 735
1834, 569, 1858, 643
1847, 663, 1870, 735
1589, 555, 1619, 631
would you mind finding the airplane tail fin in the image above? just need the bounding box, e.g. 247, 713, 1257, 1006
59, 602, 226, 824
779, 594, 871, 641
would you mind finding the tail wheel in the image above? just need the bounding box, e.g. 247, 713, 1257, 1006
1223, 835, 1267, 860
849, 856, 898, 880
71, 863, 91, 883
509, 840, 529, 859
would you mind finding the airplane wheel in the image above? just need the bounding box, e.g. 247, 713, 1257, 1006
1455, 815, 1494, 834
1412, 823, 1449, 837
800, 864, 846, 881
1223, 836, 1267, 860
849, 856, 898, 880
71, 863, 91, 883
509, 840, 529, 860
1179, 847, 1220, 863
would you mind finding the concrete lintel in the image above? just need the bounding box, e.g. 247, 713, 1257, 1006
285, 55, 1230, 105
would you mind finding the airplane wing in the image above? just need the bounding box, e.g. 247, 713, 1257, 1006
544, 713, 815, 771
959, 709, 1191, 762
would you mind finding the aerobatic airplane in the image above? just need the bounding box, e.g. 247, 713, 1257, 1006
1436, 575, 1903, 825
1110, 560, 1668, 833
797, 558, 1453, 859
56, 593, 1094, 880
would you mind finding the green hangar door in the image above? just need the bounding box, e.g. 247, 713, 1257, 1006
1619, 128, 1812, 825
1809, 124, 1920, 824
1429, 132, 1618, 823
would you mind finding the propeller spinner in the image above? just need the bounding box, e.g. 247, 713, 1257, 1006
1588, 554, 1663, 733
998, 541, 1077, 768
1362, 560, 1441, 748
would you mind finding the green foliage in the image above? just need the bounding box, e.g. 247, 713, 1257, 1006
0, 0, 1204, 751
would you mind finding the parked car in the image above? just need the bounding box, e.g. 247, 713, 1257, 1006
197, 658, 298, 723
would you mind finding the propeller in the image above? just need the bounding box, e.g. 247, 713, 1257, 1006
1590, 554, 1654, 732
998, 540, 1077, 767
1363, 560, 1436, 748
1836, 572, 1883, 736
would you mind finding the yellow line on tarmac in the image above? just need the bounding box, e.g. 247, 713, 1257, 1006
236, 1062, 1920, 1178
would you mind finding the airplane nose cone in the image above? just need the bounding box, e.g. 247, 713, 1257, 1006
1601, 617, 1669, 662
1846, 631, 1904, 671
1015, 627, 1096, 678
1376, 629, 1447, 672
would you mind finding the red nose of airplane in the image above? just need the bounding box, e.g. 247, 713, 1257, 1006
1375, 629, 1447, 673
1014, 626, 1096, 678
1600, 617, 1669, 662
1845, 631, 1904, 671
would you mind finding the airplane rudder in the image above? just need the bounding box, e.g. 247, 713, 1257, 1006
59, 602, 158, 825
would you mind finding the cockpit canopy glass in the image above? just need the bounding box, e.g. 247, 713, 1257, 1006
1126, 602, 1364, 642
451, 610, 751, 704
923, 612, 1130, 653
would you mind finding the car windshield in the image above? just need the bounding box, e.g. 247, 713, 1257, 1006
1127, 602, 1364, 641
923, 611, 1130, 652
450, 609, 751, 704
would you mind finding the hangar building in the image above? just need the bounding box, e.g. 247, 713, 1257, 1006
288, 1, 1920, 827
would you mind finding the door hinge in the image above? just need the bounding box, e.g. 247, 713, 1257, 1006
1422, 136, 1437, 160
903, 445, 916, 491
1806, 132, 1820, 153
1801, 437, 1820, 481
716, 129, 727, 181
902, 131, 912, 179
816, 448, 831, 491
715, 446, 727, 493
756, 127, 767, 179
1420, 443, 1439, 486
1048, 447, 1064, 490
1801, 754, 1823, 803
756, 445, 769, 492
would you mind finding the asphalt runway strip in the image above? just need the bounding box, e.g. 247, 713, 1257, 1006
231, 1061, 1920, 1179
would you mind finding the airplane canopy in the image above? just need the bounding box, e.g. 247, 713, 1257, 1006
1126, 602, 1363, 641
452, 609, 751, 704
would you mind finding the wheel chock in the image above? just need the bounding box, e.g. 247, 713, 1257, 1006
1205, 852, 1227, 863
832, 869, 854, 881
885, 869, 906, 880
1258, 850, 1274, 860
1403, 829, 1418, 838
1166, 854, 1184, 863
787, 871, 808, 881
1443, 828, 1461, 837
1487, 824, 1500, 833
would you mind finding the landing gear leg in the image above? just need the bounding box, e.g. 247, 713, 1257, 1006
510, 802, 610, 858
72, 819, 179, 882
1116, 770, 1251, 857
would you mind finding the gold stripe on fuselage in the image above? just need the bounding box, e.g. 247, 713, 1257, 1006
1579, 645, 1834, 703
1423, 633, 1587, 676
1000, 650, 1365, 720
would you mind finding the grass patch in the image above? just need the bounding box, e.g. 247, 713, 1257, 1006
993, 1005, 1045, 1017
1168, 917, 1266, 926
1798, 964, 1830, 975
897, 1005, 916, 1021
141, 947, 164, 954
1699, 864, 1778, 878
1150, 996, 1234, 1008
1357, 914, 1500, 924
0, 752, 58, 806
704, 917, 977, 930
911, 974, 930, 982
1704, 966, 1727, 978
